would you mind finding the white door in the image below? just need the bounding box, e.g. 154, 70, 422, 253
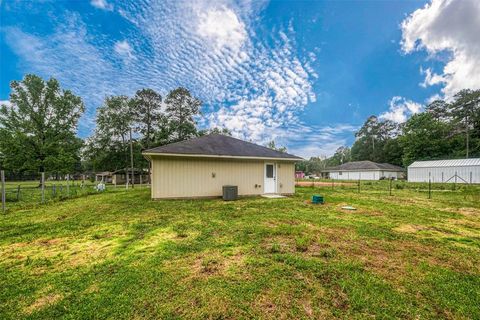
264, 163, 276, 193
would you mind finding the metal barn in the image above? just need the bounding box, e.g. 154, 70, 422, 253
407, 158, 480, 184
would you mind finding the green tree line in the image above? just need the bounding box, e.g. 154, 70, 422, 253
2, 75, 479, 178
297, 89, 480, 175
0, 74, 229, 177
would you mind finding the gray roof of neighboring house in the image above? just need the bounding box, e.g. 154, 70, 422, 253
409, 158, 480, 168
324, 160, 404, 172
143, 133, 303, 160
95, 171, 113, 176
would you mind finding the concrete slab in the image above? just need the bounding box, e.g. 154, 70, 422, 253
261, 194, 286, 199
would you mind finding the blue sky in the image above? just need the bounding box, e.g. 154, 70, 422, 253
1, 0, 479, 158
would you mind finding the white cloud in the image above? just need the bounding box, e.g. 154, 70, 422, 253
3, 15, 118, 134
114, 40, 134, 60
0, 100, 11, 108
3, 0, 326, 156
379, 96, 423, 123
90, 0, 113, 11
419, 67, 445, 88
401, 0, 480, 98
278, 123, 358, 159
197, 5, 247, 53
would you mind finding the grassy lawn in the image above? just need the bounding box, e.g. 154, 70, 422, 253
2, 181, 145, 210
0, 186, 479, 319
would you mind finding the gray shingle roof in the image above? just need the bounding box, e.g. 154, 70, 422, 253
324, 160, 404, 172
143, 134, 302, 160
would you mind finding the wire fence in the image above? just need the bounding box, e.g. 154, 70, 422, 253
295, 178, 480, 200
0, 170, 150, 213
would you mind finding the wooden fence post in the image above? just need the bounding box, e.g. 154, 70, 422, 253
1, 170, 5, 213
389, 179, 392, 196
41, 172, 45, 203
17, 185, 21, 201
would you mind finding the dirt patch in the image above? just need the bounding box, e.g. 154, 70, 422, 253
296, 181, 354, 187
393, 224, 429, 233
263, 219, 301, 228
38, 239, 62, 246
163, 249, 246, 282
457, 207, 480, 217
24, 293, 63, 315
193, 252, 245, 276
253, 289, 288, 318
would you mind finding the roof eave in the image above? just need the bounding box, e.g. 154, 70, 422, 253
142, 152, 302, 161
322, 168, 404, 172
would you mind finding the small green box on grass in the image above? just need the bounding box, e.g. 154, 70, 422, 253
312, 195, 324, 204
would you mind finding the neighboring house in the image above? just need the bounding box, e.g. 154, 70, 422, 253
142, 134, 302, 199
295, 171, 305, 179
95, 171, 113, 183
408, 158, 480, 184
323, 161, 404, 180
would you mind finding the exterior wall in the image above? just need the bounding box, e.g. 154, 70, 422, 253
329, 170, 402, 180
277, 162, 295, 194
150, 156, 296, 199
408, 166, 480, 183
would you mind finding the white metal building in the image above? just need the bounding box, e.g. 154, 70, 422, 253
323, 161, 404, 180
408, 158, 480, 184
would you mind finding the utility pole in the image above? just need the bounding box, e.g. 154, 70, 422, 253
130, 128, 135, 188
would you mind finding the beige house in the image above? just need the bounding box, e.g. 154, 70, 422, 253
142, 134, 302, 199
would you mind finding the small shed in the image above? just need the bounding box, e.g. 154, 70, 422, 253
111, 169, 149, 185
323, 161, 404, 180
142, 134, 302, 199
408, 158, 480, 183
95, 171, 113, 183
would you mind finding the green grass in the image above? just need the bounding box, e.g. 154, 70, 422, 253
0, 185, 479, 319
2, 180, 146, 210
